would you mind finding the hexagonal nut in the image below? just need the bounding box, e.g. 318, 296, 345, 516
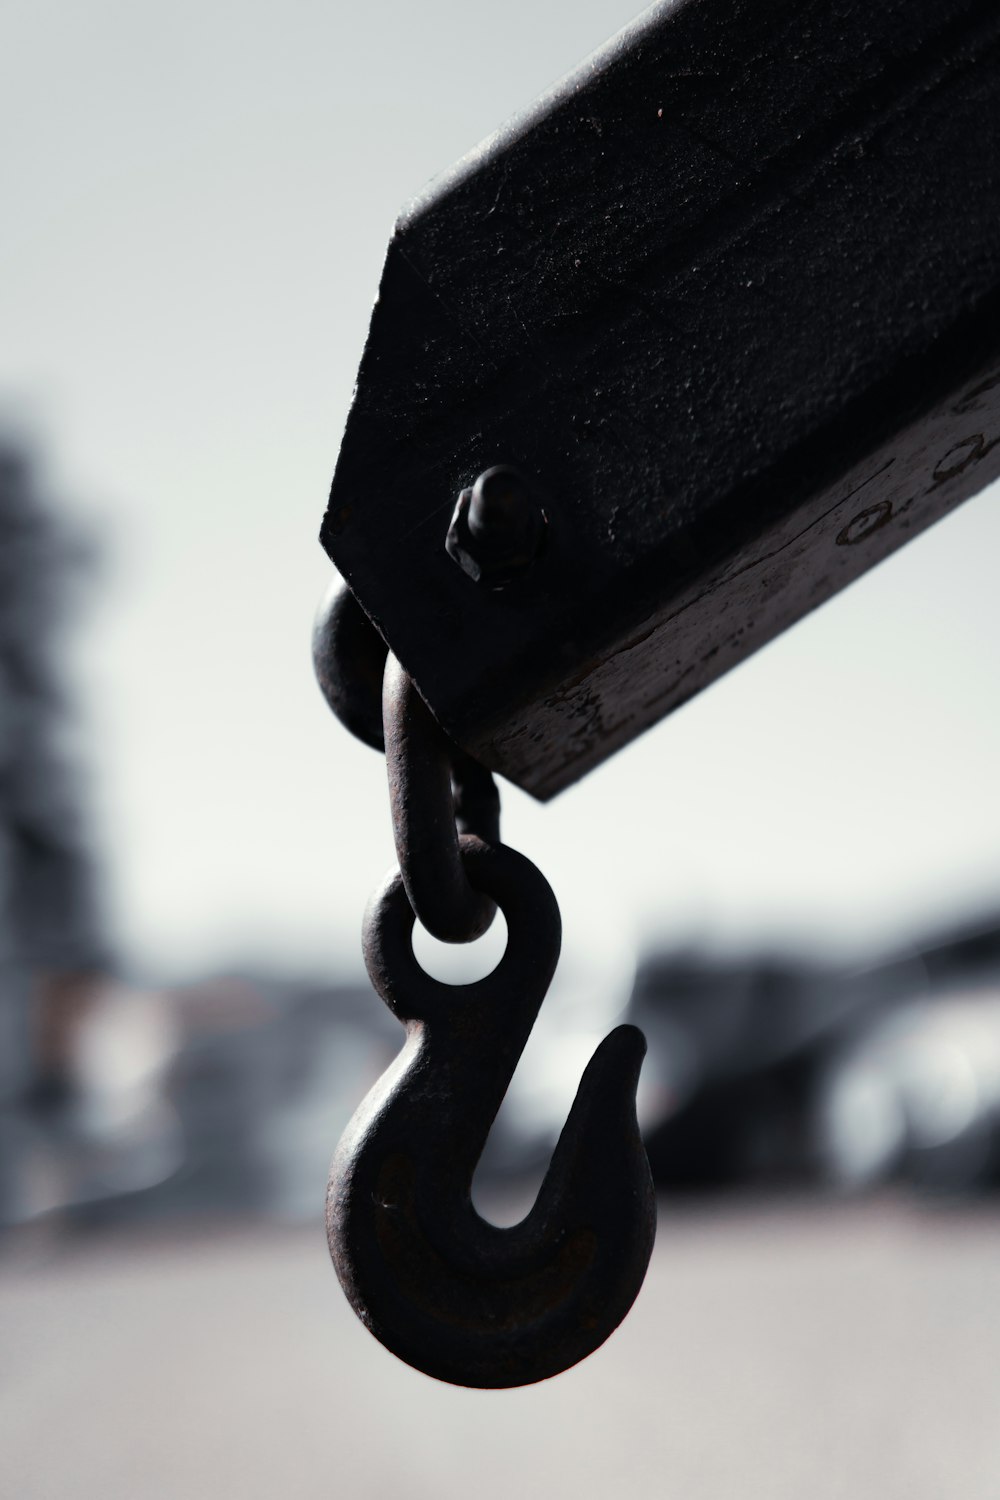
445, 467, 546, 588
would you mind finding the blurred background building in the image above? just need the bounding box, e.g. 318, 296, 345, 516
0, 443, 109, 1222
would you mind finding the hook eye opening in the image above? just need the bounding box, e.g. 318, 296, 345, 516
362, 839, 562, 1023
411, 909, 509, 985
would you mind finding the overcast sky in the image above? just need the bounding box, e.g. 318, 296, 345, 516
3, 0, 999, 994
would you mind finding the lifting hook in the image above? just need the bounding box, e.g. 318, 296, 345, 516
326, 836, 656, 1388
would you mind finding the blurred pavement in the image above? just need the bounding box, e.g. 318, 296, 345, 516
3, 1199, 999, 1499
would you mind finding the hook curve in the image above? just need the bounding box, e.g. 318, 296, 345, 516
326, 838, 656, 1388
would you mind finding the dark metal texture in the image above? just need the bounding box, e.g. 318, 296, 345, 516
323, 0, 1000, 799
312, 580, 387, 752
383, 653, 500, 942
326, 837, 656, 1388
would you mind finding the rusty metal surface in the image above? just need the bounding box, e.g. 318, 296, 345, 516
326, 838, 656, 1388
382, 652, 499, 943
312, 581, 387, 753
322, 0, 1000, 798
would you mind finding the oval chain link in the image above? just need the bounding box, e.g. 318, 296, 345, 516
315, 581, 501, 943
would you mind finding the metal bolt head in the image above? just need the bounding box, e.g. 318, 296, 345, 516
445, 466, 546, 587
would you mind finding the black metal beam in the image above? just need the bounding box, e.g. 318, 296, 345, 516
323, 0, 1000, 798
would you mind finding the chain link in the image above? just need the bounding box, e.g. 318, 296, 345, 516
315, 581, 500, 942
312, 580, 387, 751
382, 653, 498, 943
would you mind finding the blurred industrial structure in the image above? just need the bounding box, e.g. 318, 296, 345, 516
634, 912, 1000, 1195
